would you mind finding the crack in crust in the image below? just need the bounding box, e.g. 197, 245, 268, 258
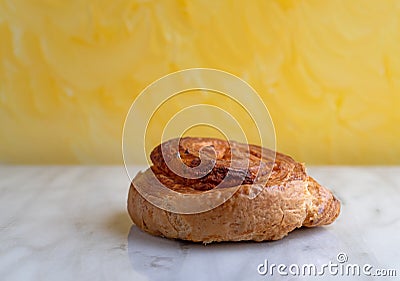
128, 137, 341, 242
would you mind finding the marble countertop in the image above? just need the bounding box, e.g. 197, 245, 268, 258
0, 166, 399, 281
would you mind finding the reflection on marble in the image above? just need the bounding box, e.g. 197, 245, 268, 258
0, 166, 399, 281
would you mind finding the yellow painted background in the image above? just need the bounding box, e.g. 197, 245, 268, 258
1, 0, 399, 164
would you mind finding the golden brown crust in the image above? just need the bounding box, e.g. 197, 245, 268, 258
150, 137, 275, 190
303, 177, 341, 227
127, 137, 340, 243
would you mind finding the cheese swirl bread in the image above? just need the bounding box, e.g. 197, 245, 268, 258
128, 137, 340, 243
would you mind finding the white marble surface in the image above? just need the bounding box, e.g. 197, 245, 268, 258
0, 166, 399, 281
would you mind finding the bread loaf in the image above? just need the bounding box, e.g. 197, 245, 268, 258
127, 137, 340, 243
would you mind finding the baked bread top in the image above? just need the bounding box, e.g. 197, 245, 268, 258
150, 137, 304, 191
